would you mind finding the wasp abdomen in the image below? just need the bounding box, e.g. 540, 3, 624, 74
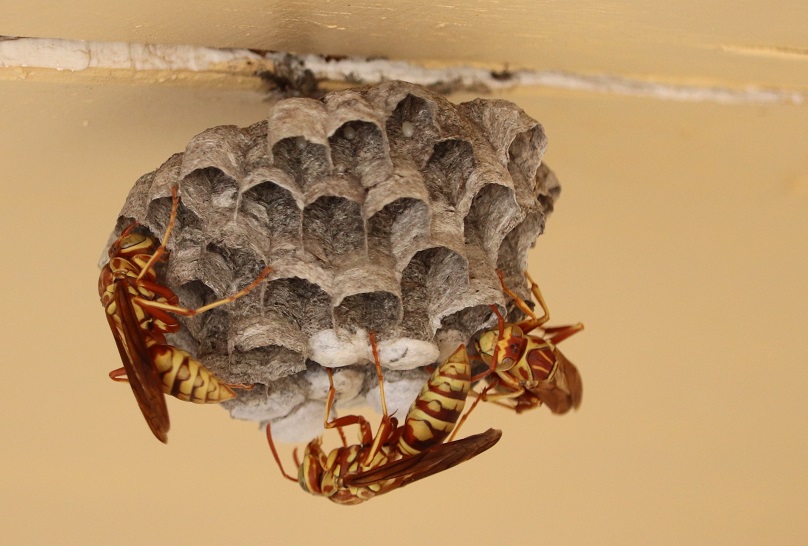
149, 345, 237, 403
397, 345, 471, 456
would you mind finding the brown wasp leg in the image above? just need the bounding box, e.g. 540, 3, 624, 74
224, 382, 255, 391
363, 332, 396, 467
265, 422, 298, 482
481, 387, 526, 402
108, 367, 129, 382
136, 185, 180, 283
543, 323, 585, 345
497, 269, 551, 331
134, 279, 180, 303
494, 269, 550, 331
336, 425, 348, 448
369, 332, 390, 418
292, 447, 301, 468
512, 271, 550, 332
323, 368, 374, 444
523, 270, 551, 322
117, 220, 138, 240
497, 269, 545, 320
446, 383, 493, 443
133, 265, 273, 318
319, 334, 396, 467
488, 399, 523, 411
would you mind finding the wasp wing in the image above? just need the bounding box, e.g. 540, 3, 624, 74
539, 350, 582, 414
107, 280, 170, 443
345, 429, 502, 489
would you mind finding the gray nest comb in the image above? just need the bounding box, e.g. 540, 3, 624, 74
105, 80, 561, 441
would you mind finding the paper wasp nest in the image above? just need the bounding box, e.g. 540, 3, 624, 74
107, 81, 560, 441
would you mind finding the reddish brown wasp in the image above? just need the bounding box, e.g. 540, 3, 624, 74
99, 185, 271, 443
462, 270, 583, 420
266, 333, 502, 505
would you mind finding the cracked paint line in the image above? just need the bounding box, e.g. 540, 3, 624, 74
0, 36, 263, 72
1, 36, 804, 105
302, 54, 805, 105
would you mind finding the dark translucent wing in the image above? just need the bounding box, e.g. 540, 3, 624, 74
561, 352, 584, 410
107, 280, 170, 443
345, 429, 502, 488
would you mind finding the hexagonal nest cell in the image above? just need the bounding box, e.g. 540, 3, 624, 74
102, 80, 561, 441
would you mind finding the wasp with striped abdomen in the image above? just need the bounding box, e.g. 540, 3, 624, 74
266, 333, 501, 504
99, 185, 271, 442
466, 270, 583, 416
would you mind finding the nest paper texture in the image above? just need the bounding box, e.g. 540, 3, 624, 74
106, 81, 560, 441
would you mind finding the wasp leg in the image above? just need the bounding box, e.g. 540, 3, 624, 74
323, 367, 374, 444
496, 270, 551, 332
524, 270, 551, 319
489, 398, 526, 411
133, 265, 272, 317
446, 383, 494, 443
225, 382, 255, 391
363, 332, 395, 467
265, 422, 298, 482
137, 185, 180, 282
134, 279, 180, 304
543, 323, 585, 345
482, 386, 526, 402
108, 367, 129, 383
336, 426, 348, 448
117, 220, 139, 240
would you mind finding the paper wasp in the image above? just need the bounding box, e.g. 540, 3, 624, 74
266, 333, 502, 504
463, 270, 583, 418
99, 185, 271, 443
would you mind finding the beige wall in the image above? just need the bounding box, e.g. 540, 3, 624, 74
1, 3, 807, 544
